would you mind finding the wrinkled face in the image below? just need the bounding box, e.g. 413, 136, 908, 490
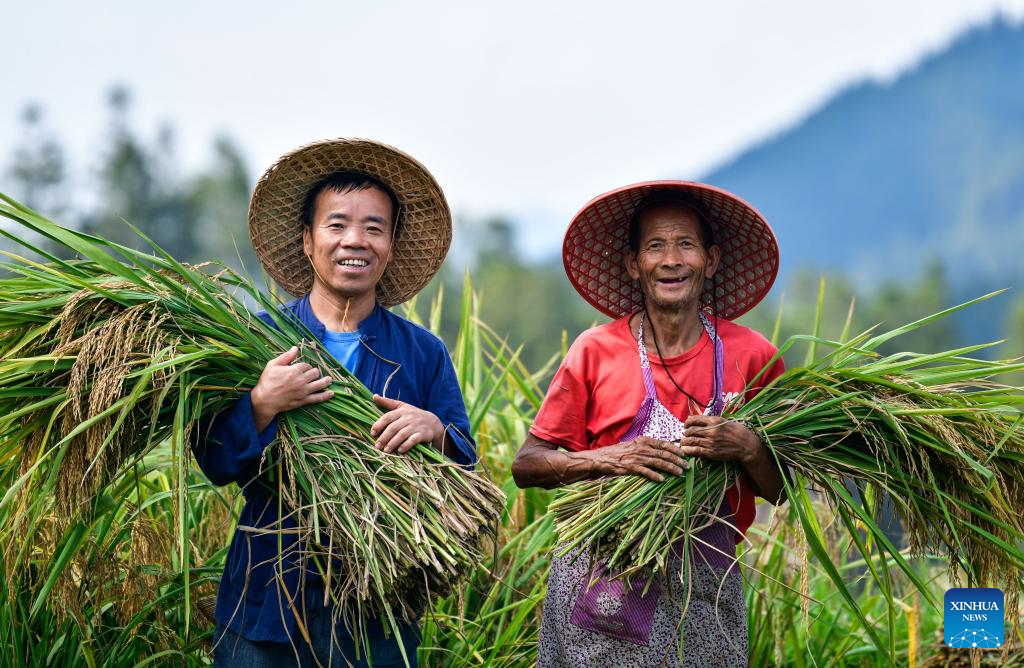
302, 186, 394, 301
626, 203, 720, 313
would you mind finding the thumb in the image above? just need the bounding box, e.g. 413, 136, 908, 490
373, 394, 402, 410
272, 346, 299, 366
684, 414, 707, 427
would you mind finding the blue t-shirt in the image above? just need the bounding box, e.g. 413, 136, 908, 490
322, 328, 363, 370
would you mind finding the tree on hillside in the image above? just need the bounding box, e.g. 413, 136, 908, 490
738, 260, 956, 367
1004, 292, 1024, 385
2, 104, 70, 264
413, 216, 599, 371
186, 136, 258, 276
2, 86, 256, 272
78, 86, 202, 262
4, 104, 68, 220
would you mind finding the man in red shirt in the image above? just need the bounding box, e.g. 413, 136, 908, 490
512, 181, 787, 667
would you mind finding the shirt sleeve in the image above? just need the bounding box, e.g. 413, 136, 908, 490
191, 392, 279, 487
745, 343, 786, 403
529, 340, 591, 452
426, 345, 477, 468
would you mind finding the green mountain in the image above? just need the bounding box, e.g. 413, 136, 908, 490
702, 17, 1024, 294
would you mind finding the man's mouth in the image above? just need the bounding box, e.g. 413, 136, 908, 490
336, 259, 370, 268
657, 276, 688, 285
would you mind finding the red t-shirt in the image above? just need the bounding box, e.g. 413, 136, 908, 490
530, 313, 786, 541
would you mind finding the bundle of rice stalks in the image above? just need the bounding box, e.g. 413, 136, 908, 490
407, 284, 557, 667
922, 632, 1024, 667
745, 501, 947, 667
550, 290, 1024, 654
0, 195, 505, 651
419, 515, 554, 667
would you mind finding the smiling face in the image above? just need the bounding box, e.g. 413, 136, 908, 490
626, 202, 720, 313
302, 185, 395, 303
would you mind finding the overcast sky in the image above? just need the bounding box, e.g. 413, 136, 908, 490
4, 0, 1023, 256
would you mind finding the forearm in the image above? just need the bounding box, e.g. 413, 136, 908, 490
740, 440, 787, 505
422, 410, 474, 466
432, 429, 463, 463
429, 353, 477, 466
192, 392, 278, 487
512, 440, 602, 490
250, 384, 277, 433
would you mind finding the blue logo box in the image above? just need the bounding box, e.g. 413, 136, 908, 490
944, 588, 1004, 649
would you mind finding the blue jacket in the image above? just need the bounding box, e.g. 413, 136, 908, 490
191, 294, 476, 642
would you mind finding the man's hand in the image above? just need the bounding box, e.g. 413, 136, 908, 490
511, 434, 688, 489
371, 394, 445, 455
679, 415, 787, 504
590, 435, 690, 482
250, 346, 334, 432
678, 415, 760, 463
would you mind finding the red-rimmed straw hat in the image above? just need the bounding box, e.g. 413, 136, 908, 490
562, 180, 779, 320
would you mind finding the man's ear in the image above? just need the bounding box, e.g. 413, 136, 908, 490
625, 250, 640, 282
705, 244, 722, 279
385, 215, 398, 265
302, 225, 312, 259
377, 234, 394, 281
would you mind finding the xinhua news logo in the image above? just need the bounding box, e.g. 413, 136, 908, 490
944, 588, 1004, 649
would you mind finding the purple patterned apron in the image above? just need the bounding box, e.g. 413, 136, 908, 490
538, 312, 748, 667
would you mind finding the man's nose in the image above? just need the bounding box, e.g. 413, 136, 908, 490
659, 243, 685, 265
340, 227, 367, 247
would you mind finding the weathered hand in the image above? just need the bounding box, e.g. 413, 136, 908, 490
250, 347, 334, 430
371, 394, 445, 454
679, 415, 761, 464
591, 435, 690, 482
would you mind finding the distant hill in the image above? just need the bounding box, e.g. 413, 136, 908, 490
702, 17, 1024, 301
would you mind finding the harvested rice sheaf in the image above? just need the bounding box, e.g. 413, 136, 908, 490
552, 291, 1024, 650
0, 195, 505, 647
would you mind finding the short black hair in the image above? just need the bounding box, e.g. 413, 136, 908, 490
302, 171, 402, 237
627, 191, 715, 252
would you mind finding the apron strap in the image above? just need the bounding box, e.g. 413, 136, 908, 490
634, 311, 725, 416
699, 311, 727, 417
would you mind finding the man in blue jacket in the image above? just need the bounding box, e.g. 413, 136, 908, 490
192, 138, 475, 667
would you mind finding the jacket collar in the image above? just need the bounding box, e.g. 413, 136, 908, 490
295, 292, 382, 343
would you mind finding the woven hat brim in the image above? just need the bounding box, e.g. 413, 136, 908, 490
248, 138, 452, 306
562, 180, 779, 320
